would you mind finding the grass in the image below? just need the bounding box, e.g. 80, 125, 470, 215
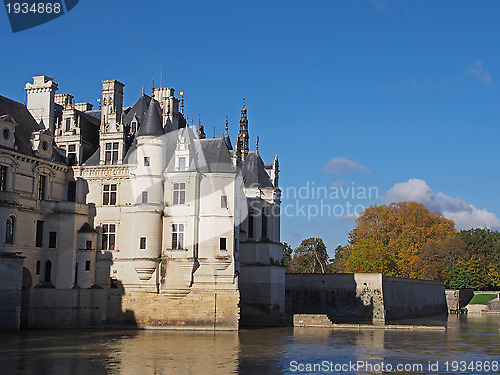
468, 294, 497, 305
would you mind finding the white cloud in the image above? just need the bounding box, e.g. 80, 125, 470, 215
385, 178, 500, 230
323, 157, 371, 176
467, 60, 493, 85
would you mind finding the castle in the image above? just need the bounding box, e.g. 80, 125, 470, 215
0, 75, 284, 330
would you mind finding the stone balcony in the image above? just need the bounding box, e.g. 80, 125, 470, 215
39, 200, 88, 214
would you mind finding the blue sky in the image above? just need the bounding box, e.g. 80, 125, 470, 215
1, 1, 500, 255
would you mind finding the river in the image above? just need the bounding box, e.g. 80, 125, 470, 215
0, 315, 498, 374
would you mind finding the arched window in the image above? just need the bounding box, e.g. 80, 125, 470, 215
5, 216, 14, 244
45, 260, 52, 283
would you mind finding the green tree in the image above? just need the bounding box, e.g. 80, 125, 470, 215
289, 238, 329, 273
344, 202, 457, 278
282, 242, 294, 272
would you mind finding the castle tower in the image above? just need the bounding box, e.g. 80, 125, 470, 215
25, 76, 58, 133
236, 101, 249, 160
132, 99, 165, 281
99, 80, 125, 165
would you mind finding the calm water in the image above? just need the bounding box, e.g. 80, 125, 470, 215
0, 315, 498, 374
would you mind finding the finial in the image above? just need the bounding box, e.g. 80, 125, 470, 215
225, 116, 229, 134
142, 86, 144, 96
213, 126, 216, 138
198, 114, 201, 126
180, 91, 184, 114
191, 118, 194, 128
152, 79, 155, 98
243, 97, 245, 109
256, 136, 259, 151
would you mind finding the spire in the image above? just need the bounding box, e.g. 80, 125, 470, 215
223, 115, 233, 150
213, 126, 216, 138
137, 99, 163, 137
225, 115, 229, 134
142, 86, 145, 96
151, 79, 155, 99
196, 114, 206, 139
236, 99, 249, 159
180, 91, 184, 114
256, 136, 259, 152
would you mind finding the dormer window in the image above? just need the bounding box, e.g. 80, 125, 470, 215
65, 118, 71, 132
178, 157, 186, 171
131, 120, 138, 133
3, 129, 9, 140
105, 142, 119, 165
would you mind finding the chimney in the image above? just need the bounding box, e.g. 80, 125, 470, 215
25, 76, 58, 133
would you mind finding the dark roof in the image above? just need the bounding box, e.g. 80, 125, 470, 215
123, 94, 151, 126
0, 95, 66, 163
240, 152, 273, 188
198, 138, 234, 173
223, 132, 233, 150
83, 146, 100, 166
85, 110, 101, 120
78, 222, 96, 233
137, 100, 163, 137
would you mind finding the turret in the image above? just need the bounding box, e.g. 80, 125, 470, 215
236, 100, 249, 160
99, 80, 125, 165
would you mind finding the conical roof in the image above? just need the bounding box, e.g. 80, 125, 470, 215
137, 99, 163, 136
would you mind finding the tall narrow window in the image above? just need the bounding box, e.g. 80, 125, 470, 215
67, 144, 77, 166
173, 183, 185, 205
0, 165, 7, 192
85, 261, 91, 271
86, 240, 92, 250
68, 181, 76, 202
49, 232, 57, 248
178, 157, 186, 171
102, 224, 116, 250
5, 216, 14, 244
131, 120, 137, 133
262, 206, 268, 240
172, 224, 184, 249
65, 118, 71, 132
221, 195, 228, 208
105, 142, 119, 165
140, 237, 146, 249
36, 260, 40, 275
38, 175, 46, 200
103, 184, 117, 205
144, 157, 150, 166
35, 220, 44, 247
45, 260, 52, 283
220, 237, 227, 250
248, 208, 254, 239
141, 191, 148, 203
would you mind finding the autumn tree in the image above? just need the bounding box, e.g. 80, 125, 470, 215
288, 238, 329, 273
343, 202, 456, 278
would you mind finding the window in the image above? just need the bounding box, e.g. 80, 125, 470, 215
67, 144, 77, 166
86, 240, 92, 250
262, 206, 268, 239
49, 231, 57, 248
36, 261, 40, 275
141, 191, 148, 203
102, 224, 116, 250
140, 237, 146, 249
178, 157, 186, 171
0, 165, 7, 191
103, 184, 117, 205
68, 181, 76, 202
45, 260, 52, 283
38, 175, 47, 200
85, 261, 91, 271
220, 237, 227, 250
131, 120, 137, 133
35, 220, 44, 247
5, 216, 14, 244
144, 157, 150, 166
248, 208, 254, 238
221, 195, 228, 208
172, 224, 184, 249
104, 142, 119, 165
173, 183, 185, 205
65, 118, 71, 132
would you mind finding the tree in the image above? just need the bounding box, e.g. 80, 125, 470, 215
282, 242, 294, 272
344, 202, 457, 278
288, 238, 329, 273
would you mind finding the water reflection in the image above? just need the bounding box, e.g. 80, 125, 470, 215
0, 315, 498, 374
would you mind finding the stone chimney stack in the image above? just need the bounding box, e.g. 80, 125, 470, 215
25, 76, 58, 133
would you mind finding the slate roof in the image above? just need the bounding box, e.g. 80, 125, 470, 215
197, 138, 234, 173
137, 100, 163, 137
85, 110, 101, 120
78, 222, 96, 233
0, 95, 66, 164
123, 94, 151, 126
240, 151, 273, 188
